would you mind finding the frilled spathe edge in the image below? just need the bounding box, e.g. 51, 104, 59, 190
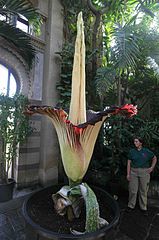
25, 104, 137, 129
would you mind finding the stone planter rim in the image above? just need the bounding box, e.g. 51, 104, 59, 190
22, 185, 120, 239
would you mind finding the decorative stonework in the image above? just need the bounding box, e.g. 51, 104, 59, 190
31, 36, 45, 52
0, 0, 63, 187
0, 41, 32, 97
30, 0, 49, 18
28, 52, 44, 101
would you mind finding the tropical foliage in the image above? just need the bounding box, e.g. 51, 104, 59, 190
0, 94, 32, 183
25, 12, 137, 233
57, 0, 159, 182
0, 0, 42, 67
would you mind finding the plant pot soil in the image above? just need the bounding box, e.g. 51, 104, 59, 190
23, 185, 120, 240
0, 178, 15, 202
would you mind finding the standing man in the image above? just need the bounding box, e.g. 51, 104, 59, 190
127, 137, 157, 215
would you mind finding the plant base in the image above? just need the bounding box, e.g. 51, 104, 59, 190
23, 185, 120, 240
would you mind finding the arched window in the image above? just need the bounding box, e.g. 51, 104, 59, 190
0, 63, 18, 97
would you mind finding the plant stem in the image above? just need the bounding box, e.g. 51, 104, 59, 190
69, 178, 82, 188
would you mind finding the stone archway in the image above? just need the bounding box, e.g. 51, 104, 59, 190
0, 41, 32, 98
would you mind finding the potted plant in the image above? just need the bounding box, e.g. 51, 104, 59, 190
0, 94, 31, 202
23, 12, 137, 239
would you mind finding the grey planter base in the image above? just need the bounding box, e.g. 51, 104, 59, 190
0, 179, 15, 202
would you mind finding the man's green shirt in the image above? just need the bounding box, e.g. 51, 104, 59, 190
128, 147, 154, 168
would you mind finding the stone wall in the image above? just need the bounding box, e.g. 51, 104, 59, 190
19, 0, 63, 187
0, 0, 64, 187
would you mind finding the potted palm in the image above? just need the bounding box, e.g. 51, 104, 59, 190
23, 12, 137, 239
0, 94, 31, 202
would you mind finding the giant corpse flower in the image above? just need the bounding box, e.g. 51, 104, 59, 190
25, 12, 137, 233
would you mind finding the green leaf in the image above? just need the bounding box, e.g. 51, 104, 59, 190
0, 0, 42, 33
80, 183, 100, 232
0, 21, 35, 68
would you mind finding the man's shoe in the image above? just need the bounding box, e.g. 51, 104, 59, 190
140, 209, 148, 216
125, 207, 134, 213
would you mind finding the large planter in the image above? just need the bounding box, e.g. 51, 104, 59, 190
0, 178, 15, 202
23, 185, 120, 240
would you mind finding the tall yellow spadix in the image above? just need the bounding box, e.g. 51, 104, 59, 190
69, 12, 86, 125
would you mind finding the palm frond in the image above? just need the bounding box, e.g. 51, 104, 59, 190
0, 21, 35, 68
111, 24, 141, 70
136, 0, 158, 17
0, 0, 42, 34
0, 0, 36, 19
95, 67, 116, 98
147, 57, 159, 82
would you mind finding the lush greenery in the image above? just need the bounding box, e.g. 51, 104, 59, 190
0, 0, 42, 68
57, 0, 159, 184
90, 115, 159, 183
0, 94, 32, 183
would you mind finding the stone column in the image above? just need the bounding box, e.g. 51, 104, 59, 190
39, 0, 63, 185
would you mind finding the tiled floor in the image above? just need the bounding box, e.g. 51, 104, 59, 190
0, 199, 26, 240
0, 188, 159, 240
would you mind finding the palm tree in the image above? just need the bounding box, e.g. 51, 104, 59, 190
95, 0, 159, 106
0, 0, 41, 68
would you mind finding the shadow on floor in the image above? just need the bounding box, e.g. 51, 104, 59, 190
113, 193, 159, 240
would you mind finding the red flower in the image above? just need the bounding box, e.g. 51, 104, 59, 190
117, 104, 137, 117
